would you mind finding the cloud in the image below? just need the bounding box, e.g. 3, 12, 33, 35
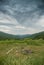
0, 13, 19, 25
0, 25, 10, 33
36, 16, 44, 27
0, 0, 44, 34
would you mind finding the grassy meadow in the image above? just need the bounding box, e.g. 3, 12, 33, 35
0, 39, 44, 65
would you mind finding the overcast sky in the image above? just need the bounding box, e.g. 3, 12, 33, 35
0, 0, 44, 35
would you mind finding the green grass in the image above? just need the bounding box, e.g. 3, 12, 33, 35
0, 39, 44, 65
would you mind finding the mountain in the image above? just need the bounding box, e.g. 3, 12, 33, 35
0, 31, 31, 40
0, 31, 44, 40
0, 31, 17, 40
30, 31, 44, 39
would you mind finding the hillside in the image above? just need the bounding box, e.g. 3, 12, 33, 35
30, 31, 44, 39
0, 31, 44, 40
0, 31, 19, 40
0, 31, 31, 40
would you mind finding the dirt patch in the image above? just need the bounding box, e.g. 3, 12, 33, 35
21, 49, 34, 55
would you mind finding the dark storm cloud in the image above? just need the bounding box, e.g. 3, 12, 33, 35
0, 0, 44, 15
0, 0, 44, 22
0, 0, 44, 34
0, 0, 4, 2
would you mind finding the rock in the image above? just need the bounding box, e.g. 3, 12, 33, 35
21, 49, 34, 55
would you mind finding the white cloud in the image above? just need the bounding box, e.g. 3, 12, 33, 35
0, 13, 44, 35
15, 25, 26, 29
0, 25, 10, 33
36, 16, 44, 27
0, 13, 19, 25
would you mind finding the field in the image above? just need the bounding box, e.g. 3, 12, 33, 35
0, 39, 44, 65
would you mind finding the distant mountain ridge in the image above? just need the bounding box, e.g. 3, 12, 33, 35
0, 31, 44, 40
0, 31, 31, 40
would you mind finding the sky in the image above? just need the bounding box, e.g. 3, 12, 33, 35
0, 0, 44, 35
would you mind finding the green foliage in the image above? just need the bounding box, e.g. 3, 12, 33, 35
0, 39, 44, 65
0, 31, 44, 65
0, 39, 44, 46
0, 31, 44, 40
